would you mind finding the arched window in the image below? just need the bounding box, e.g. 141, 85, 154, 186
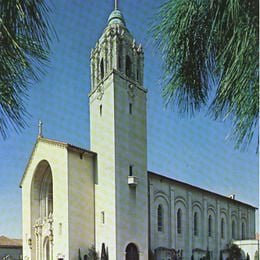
194, 212, 198, 236
40, 170, 53, 218
157, 204, 163, 232
208, 215, 212, 237
177, 208, 182, 234
232, 220, 236, 239
126, 55, 132, 77
242, 222, 245, 239
221, 218, 225, 239
125, 243, 139, 260
100, 58, 104, 79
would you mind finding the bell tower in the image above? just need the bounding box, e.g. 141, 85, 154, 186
89, 2, 148, 259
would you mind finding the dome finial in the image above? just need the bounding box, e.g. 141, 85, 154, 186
108, 1, 125, 26
115, 0, 118, 10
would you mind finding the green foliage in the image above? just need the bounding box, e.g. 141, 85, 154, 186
86, 245, 99, 260
228, 244, 242, 259
153, 0, 259, 149
0, 0, 55, 138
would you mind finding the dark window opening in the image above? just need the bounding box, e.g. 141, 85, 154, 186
208, 215, 212, 237
129, 103, 132, 114
157, 204, 163, 232
177, 208, 182, 234
194, 212, 198, 236
126, 243, 139, 260
137, 58, 140, 81
129, 165, 133, 176
100, 58, 104, 79
100, 105, 102, 116
221, 218, 225, 239
126, 55, 132, 78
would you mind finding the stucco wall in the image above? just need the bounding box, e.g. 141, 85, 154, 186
149, 173, 256, 259
68, 150, 95, 259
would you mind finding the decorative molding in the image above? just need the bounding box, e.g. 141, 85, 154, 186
127, 83, 136, 101
96, 83, 104, 100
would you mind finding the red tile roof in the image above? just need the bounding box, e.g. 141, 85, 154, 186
0, 236, 22, 248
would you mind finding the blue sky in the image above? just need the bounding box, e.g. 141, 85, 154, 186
0, 0, 258, 238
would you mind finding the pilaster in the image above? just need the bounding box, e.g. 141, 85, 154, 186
170, 187, 176, 249
187, 191, 192, 258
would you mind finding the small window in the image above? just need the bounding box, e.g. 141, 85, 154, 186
129, 165, 133, 176
129, 103, 132, 114
100, 105, 102, 116
221, 218, 225, 239
208, 215, 212, 237
232, 220, 235, 239
100, 58, 104, 79
101, 211, 105, 224
157, 204, 163, 232
177, 208, 182, 234
194, 212, 198, 236
59, 223, 62, 235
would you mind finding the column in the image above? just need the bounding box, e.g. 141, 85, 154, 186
238, 207, 241, 239
108, 35, 113, 71
149, 183, 155, 251
96, 51, 100, 83
139, 47, 144, 85
247, 209, 251, 239
122, 39, 126, 73
203, 198, 207, 249
113, 37, 118, 70
34, 225, 39, 260
38, 224, 43, 260
216, 201, 220, 259
228, 205, 232, 241
132, 43, 137, 80
104, 38, 108, 75
170, 187, 175, 249
91, 55, 95, 89
187, 192, 192, 259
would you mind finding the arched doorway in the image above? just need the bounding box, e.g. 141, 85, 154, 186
31, 160, 53, 260
43, 237, 50, 260
126, 243, 139, 260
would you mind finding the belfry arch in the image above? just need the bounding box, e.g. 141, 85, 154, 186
31, 160, 53, 260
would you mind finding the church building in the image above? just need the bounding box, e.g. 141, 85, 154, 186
20, 4, 257, 260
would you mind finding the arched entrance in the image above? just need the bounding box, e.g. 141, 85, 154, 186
43, 237, 50, 260
31, 160, 53, 260
125, 243, 139, 260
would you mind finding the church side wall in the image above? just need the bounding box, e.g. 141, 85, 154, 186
68, 151, 95, 259
149, 174, 256, 260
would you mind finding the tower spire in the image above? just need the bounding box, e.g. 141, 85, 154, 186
115, 0, 118, 10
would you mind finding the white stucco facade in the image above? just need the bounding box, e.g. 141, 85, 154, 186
149, 172, 256, 260
20, 139, 96, 260
20, 5, 257, 260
